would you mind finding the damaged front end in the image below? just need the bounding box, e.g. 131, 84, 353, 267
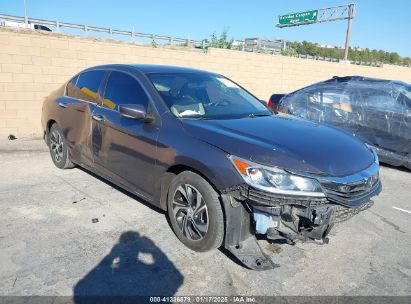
221, 155, 381, 271
252, 198, 334, 245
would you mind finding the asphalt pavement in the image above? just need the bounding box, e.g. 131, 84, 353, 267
0, 137, 410, 296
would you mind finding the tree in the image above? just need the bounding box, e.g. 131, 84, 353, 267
282, 40, 408, 66
389, 52, 401, 64
209, 28, 233, 49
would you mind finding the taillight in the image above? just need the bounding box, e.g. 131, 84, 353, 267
267, 96, 273, 108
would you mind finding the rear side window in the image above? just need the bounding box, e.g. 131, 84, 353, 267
364, 92, 404, 113
72, 70, 105, 103
66, 75, 79, 97
102, 71, 149, 110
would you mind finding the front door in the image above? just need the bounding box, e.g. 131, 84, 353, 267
91, 71, 160, 200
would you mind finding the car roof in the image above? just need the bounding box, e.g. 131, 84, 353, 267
280, 76, 388, 98
86, 64, 216, 75
324, 75, 392, 83
281, 75, 410, 100
327, 76, 410, 89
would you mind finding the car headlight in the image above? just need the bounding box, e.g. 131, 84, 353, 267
229, 155, 324, 197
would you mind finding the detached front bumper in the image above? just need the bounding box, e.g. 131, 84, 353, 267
220, 162, 381, 270
246, 160, 381, 241
246, 180, 380, 244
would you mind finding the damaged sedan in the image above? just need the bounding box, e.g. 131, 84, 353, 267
269, 76, 411, 169
42, 65, 381, 270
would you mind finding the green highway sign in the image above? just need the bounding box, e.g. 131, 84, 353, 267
279, 10, 319, 26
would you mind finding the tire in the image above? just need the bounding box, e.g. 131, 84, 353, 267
48, 123, 75, 169
167, 171, 224, 252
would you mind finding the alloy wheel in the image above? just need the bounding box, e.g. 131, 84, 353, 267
50, 129, 64, 163
172, 184, 209, 241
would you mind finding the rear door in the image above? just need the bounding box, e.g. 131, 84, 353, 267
361, 87, 409, 154
91, 71, 160, 200
58, 70, 106, 165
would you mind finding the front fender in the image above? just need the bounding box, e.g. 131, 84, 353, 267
153, 115, 245, 208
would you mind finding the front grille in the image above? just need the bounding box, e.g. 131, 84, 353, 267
244, 187, 375, 223
245, 188, 328, 207
320, 174, 381, 206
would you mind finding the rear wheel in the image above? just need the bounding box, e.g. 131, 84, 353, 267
48, 123, 75, 169
167, 171, 224, 252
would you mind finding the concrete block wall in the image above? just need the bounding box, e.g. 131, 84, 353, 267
0, 26, 410, 135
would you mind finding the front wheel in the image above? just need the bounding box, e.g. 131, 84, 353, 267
48, 123, 75, 169
167, 171, 224, 252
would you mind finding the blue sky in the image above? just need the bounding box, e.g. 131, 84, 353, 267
2, 0, 411, 57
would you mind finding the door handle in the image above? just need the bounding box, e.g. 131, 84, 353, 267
92, 114, 105, 122
58, 102, 68, 108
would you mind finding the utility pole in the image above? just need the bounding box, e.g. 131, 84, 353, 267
343, 4, 355, 62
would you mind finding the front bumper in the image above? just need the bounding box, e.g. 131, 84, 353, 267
221, 163, 381, 270
244, 174, 380, 237
246, 178, 381, 222
247, 183, 378, 243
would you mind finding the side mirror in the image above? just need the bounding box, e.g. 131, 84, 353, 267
118, 104, 152, 122
268, 94, 285, 112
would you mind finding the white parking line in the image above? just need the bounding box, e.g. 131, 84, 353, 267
392, 206, 411, 214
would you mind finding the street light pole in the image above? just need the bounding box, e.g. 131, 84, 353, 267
343, 4, 355, 62
23, 0, 28, 27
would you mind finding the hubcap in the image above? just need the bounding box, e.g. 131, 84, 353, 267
172, 184, 209, 241
50, 129, 64, 163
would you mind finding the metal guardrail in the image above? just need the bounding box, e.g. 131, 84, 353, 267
294, 53, 411, 68
1, 13, 409, 68
237, 44, 409, 68
0, 13, 208, 48
295, 53, 385, 66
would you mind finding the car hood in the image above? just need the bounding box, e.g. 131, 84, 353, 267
181, 114, 375, 177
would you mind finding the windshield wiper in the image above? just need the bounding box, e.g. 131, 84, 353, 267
180, 116, 211, 120
248, 113, 273, 118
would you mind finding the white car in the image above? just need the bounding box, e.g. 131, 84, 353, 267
0, 20, 52, 31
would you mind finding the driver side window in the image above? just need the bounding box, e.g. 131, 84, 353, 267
307, 88, 352, 113
102, 71, 149, 111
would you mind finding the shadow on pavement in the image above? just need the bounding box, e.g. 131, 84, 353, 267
380, 163, 411, 173
73, 231, 184, 300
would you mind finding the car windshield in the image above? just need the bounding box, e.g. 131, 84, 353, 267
148, 73, 272, 119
